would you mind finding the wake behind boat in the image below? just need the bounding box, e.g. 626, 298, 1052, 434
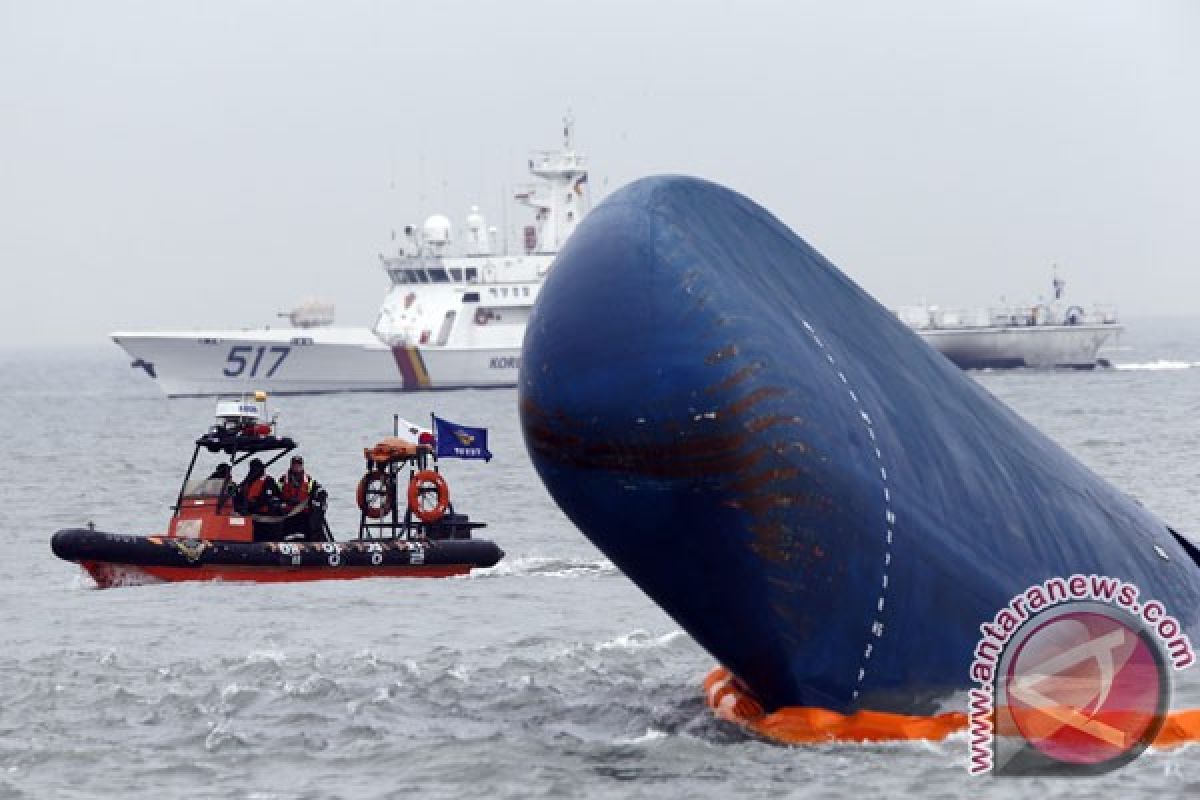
113, 119, 590, 396
52, 392, 503, 587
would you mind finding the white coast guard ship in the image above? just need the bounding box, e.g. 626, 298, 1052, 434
897, 272, 1122, 369
113, 121, 590, 396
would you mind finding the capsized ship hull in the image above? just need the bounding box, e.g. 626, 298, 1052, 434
518, 175, 1200, 714
112, 328, 521, 396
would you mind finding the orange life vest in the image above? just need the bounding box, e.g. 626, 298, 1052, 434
245, 476, 268, 501
280, 472, 314, 505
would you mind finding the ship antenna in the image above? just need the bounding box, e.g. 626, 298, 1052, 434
501, 182, 509, 256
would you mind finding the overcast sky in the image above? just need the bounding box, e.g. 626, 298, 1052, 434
2, 1, 1196, 349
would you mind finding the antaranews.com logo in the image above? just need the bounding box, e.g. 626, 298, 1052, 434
967, 574, 1194, 776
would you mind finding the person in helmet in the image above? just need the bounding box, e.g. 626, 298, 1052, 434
278, 455, 328, 542
279, 455, 319, 511
237, 458, 281, 516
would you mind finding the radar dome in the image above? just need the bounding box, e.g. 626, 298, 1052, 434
423, 214, 452, 245
465, 205, 491, 256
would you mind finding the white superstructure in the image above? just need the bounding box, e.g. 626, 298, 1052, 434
896, 272, 1123, 369
114, 119, 590, 396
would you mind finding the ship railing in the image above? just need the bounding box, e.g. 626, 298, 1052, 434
982, 304, 1120, 327
896, 303, 1121, 330
986, 307, 1039, 327
896, 306, 1010, 330
381, 253, 447, 270
529, 150, 588, 169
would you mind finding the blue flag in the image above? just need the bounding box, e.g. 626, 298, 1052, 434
433, 415, 493, 462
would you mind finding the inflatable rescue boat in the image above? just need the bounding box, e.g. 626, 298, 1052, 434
53, 394, 503, 587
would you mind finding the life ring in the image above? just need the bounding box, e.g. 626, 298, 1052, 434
356, 470, 394, 519
475, 307, 490, 326
407, 470, 450, 523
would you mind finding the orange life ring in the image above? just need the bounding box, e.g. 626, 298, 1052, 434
407, 470, 450, 523
356, 470, 393, 519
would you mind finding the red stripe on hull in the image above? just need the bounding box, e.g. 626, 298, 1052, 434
389, 345, 430, 389
80, 560, 472, 588
391, 345, 418, 388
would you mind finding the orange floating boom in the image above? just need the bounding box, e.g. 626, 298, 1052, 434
703, 667, 1200, 748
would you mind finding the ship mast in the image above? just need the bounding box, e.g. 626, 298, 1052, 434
514, 114, 590, 254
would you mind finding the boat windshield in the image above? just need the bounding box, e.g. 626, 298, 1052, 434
182, 477, 230, 499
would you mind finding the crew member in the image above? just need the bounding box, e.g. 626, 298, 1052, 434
279, 455, 319, 511
238, 458, 281, 515
279, 455, 327, 541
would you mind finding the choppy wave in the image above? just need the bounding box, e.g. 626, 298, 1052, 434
613, 728, 669, 745
16, 354, 1200, 798
1113, 360, 1200, 371
0, 628, 716, 799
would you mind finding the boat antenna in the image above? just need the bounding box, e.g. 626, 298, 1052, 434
429, 411, 438, 464
394, 413, 399, 437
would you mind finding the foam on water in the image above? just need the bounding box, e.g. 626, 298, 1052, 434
1113, 360, 1199, 371
594, 630, 687, 652
613, 729, 669, 746
471, 555, 618, 578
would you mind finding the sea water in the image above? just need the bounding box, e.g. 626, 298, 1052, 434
3, 317, 1200, 799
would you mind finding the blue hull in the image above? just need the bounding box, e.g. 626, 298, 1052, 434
519, 176, 1200, 713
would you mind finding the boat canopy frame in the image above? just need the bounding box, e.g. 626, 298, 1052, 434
173, 430, 296, 515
